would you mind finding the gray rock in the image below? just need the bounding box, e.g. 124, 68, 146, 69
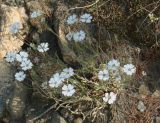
8, 81, 28, 122
51, 112, 67, 123
53, 2, 77, 64
0, 60, 14, 82
152, 90, 160, 97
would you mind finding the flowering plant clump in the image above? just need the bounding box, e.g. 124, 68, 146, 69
4, 12, 137, 121
65, 13, 92, 42
47, 67, 75, 97
5, 50, 33, 81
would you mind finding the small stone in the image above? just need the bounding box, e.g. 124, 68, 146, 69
152, 90, 160, 98
74, 118, 83, 123
26, 120, 34, 123
32, 32, 40, 42
137, 101, 146, 112
139, 84, 150, 98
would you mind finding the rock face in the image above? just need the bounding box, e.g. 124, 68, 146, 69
0, 60, 14, 118
0, 4, 29, 122
8, 81, 28, 123
0, 60, 28, 122
0, 4, 28, 60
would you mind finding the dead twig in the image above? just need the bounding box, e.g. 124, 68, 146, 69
68, 0, 100, 10
127, 0, 160, 20
30, 104, 57, 122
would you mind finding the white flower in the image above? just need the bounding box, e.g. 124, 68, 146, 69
142, 71, 147, 76
123, 64, 136, 75
49, 73, 63, 88
80, 13, 93, 23
98, 70, 109, 81
107, 59, 120, 70
103, 92, 117, 104
49, 78, 60, 88
63, 68, 74, 76
16, 51, 29, 62
10, 22, 21, 34
148, 13, 154, 18
5, 52, 16, 62
15, 71, 26, 82
60, 67, 74, 79
37, 43, 49, 52
148, 13, 159, 22
20, 59, 33, 71
66, 14, 78, 25
30, 11, 42, 18
66, 32, 74, 41
73, 30, 86, 42
62, 84, 75, 96
103, 93, 109, 103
